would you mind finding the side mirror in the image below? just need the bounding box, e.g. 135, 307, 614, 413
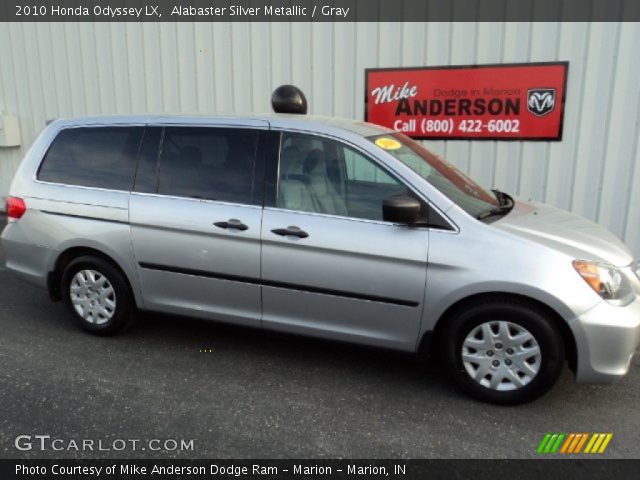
382, 195, 421, 224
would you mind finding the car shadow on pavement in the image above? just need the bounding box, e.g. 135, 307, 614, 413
133, 309, 459, 397
124, 308, 637, 413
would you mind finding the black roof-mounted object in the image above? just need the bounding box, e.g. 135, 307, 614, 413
271, 85, 308, 114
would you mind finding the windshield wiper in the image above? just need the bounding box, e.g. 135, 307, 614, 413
492, 189, 512, 207
476, 205, 512, 220
477, 190, 514, 220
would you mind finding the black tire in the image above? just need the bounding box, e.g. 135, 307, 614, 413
61, 255, 135, 336
441, 300, 564, 405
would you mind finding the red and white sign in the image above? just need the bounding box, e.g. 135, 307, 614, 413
365, 62, 568, 140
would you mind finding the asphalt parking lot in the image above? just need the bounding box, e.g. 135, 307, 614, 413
0, 215, 638, 459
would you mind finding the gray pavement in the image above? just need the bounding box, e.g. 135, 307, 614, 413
0, 215, 638, 459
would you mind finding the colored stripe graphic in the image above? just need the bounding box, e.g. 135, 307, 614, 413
537, 433, 613, 454
537, 434, 552, 454
560, 433, 575, 454
537, 433, 565, 453
574, 433, 589, 453
598, 434, 613, 453
550, 434, 565, 453
584, 434, 599, 453
585, 433, 613, 454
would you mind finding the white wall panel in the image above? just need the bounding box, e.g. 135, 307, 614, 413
289, 23, 311, 97
142, 23, 164, 112
468, 22, 503, 189
571, 22, 620, 220
1, 21, 640, 257
596, 22, 640, 233
545, 22, 589, 211
159, 23, 180, 112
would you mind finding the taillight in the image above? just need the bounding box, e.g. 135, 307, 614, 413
6, 196, 27, 220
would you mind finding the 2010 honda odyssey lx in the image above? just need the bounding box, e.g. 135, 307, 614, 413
2, 104, 639, 404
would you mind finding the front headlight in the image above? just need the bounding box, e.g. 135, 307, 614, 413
573, 260, 635, 306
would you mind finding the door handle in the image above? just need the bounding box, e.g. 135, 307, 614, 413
214, 219, 249, 231
271, 226, 309, 238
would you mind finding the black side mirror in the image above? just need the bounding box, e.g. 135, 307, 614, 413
382, 195, 421, 224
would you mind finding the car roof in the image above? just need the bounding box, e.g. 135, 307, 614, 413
49, 113, 394, 139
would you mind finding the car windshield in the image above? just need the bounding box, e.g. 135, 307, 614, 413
368, 133, 500, 218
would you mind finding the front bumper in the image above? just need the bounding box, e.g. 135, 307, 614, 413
570, 296, 640, 383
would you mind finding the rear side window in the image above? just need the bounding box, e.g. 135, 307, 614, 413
38, 127, 144, 190
157, 127, 258, 205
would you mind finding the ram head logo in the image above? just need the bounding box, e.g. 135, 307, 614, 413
527, 88, 556, 117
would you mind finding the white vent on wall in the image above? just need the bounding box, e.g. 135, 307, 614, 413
0, 113, 21, 147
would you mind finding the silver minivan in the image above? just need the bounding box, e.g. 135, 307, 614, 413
2, 104, 640, 404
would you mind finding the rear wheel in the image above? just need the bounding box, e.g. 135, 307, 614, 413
61, 256, 135, 335
441, 300, 564, 405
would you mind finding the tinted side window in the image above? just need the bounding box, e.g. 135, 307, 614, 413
277, 132, 411, 221
157, 127, 258, 205
38, 127, 144, 190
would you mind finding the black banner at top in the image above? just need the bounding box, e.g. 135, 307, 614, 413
2, 0, 640, 22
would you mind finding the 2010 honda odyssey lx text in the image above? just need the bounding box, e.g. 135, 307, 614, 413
2, 105, 640, 404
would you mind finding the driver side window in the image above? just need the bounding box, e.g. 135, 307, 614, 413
277, 132, 411, 221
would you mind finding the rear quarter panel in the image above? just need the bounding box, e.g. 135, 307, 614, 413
3, 120, 143, 306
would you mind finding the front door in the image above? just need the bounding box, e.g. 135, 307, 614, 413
130, 123, 269, 327
260, 132, 429, 351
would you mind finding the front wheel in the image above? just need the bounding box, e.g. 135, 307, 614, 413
441, 300, 565, 405
61, 256, 135, 336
